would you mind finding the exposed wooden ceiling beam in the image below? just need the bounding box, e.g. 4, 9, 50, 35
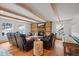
50, 3, 60, 22
0, 7, 41, 23
16, 3, 46, 21
0, 14, 33, 23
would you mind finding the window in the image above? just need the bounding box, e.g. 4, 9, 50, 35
18, 25, 25, 34
2, 23, 12, 36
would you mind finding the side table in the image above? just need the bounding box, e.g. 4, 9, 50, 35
33, 40, 43, 56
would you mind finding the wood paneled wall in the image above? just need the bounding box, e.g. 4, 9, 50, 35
45, 22, 52, 35
31, 21, 52, 35
31, 23, 38, 35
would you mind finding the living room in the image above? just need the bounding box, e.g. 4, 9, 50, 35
0, 3, 79, 56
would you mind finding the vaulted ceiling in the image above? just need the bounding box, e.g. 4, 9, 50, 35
0, 3, 79, 23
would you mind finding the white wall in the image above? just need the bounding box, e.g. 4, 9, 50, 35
52, 22, 56, 34
71, 14, 79, 33
0, 18, 31, 43
62, 14, 79, 34
62, 18, 79, 44
25, 23, 31, 35
63, 19, 72, 35
52, 19, 72, 39
71, 23, 79, 33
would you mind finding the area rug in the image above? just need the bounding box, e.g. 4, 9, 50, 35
0, 48, 12, 56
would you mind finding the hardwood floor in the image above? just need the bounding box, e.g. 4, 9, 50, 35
0, 40, 64, 56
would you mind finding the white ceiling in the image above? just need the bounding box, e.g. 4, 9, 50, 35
0, 3, 79, 23
25, 3, 55, 21
0, 3, 45, 23
56, 3, 79, 20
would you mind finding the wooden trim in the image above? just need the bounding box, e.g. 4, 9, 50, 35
0, 7, 41, 23
50, 3, 60, 22
31, 23, 38, 34
0, 14, 32, 23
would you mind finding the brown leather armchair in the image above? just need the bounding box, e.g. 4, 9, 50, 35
41, 33, 54, 49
